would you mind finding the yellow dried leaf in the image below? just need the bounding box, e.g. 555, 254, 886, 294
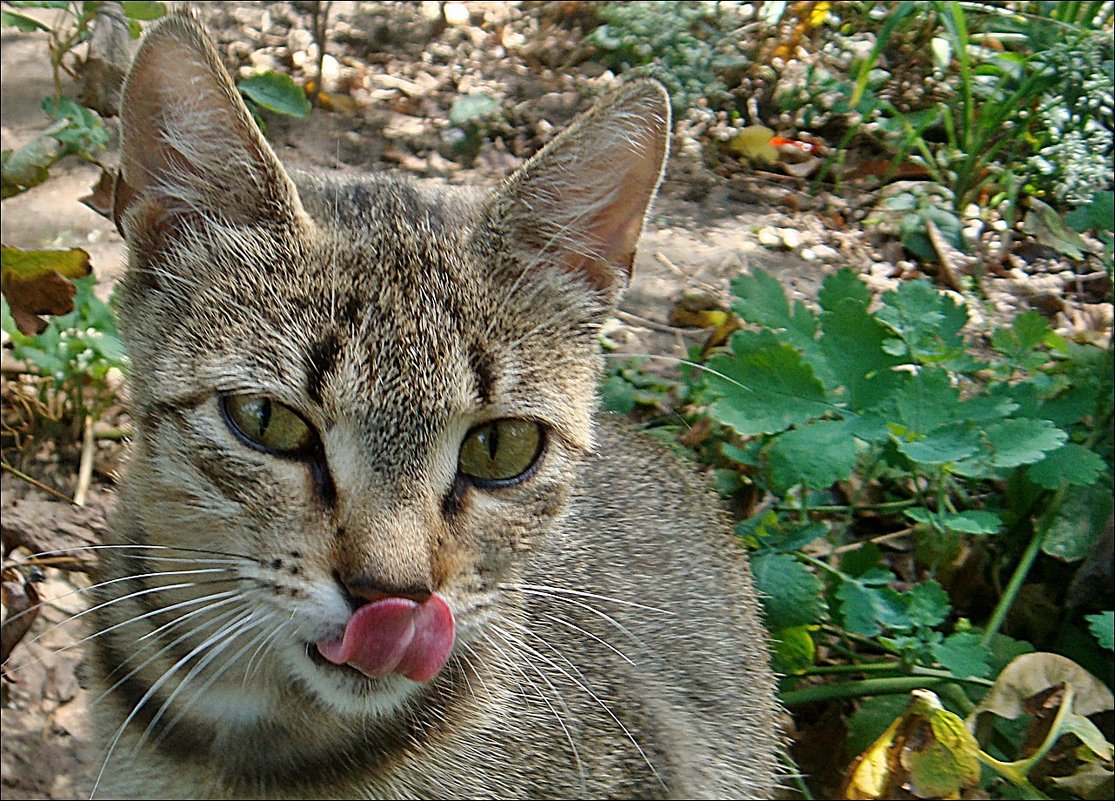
729, 126, 778, 164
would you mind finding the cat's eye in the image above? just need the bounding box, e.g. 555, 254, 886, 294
458, 419, 543, 486
221, 394, 314, 455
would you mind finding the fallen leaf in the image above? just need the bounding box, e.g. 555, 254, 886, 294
729, 126, 778, 164
80, 166, 117, 221
842, 689, 981, 799
1, 245, 92, 334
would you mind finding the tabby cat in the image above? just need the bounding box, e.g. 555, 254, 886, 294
88, 12, 781, 798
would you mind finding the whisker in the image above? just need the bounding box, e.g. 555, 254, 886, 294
499, 583, 673, 616
92, 600, 248, 705
2, 571, 238, 667
91, 608, 256, 798
539, 612, 635, 666
493, 620, 665, 791
479, 629, 588, 791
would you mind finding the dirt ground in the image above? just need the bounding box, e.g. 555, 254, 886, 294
2, 3, 1111, 799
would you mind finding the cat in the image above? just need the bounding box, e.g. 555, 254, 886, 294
85, 11, 782, 799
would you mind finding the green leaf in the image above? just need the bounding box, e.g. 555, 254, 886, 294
905, 580, 951, 628
1043, 482, 1113, 562
1066, 191, 1114, 234
599, 373, 635, 413
1085, 612, 1114, 651
764, 420, 859, 491
449, 93, 500, 127
751, 552, 827, 631
819, 295, 907, 411
876, 280, 968, 366
846, 694, 911, 759
239, 72, 310, 118
837, 578, 910, 637
931, 632, 991, 678
770, 625, 816, 675
905, 508, 1002, 535
705, 329, 831, 436
984, 417, 1066, 468
895, 425, 980, 465
1028, 443, 1108, 489
119, 1, 167, 20
1, 128, 62, 199
1023, 197, 1090, 260
1, 9, 51, 30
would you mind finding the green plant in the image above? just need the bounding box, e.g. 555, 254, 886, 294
586, 1, 748, 113
2, 1, 166, 104
2, 275, 127, 439
609, 266, 1113, 797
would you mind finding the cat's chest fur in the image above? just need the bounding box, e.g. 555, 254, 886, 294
87, 12, 781, 799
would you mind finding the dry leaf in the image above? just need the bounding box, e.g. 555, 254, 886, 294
78, 2, 131, 117
1, 245, 92, 334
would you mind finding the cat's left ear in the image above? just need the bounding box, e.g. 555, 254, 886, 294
490, 80, 670, 295
113, 12, 307, 240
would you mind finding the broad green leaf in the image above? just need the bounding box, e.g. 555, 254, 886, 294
818, 267, 873, 313
836, 579, 909, 637
599, 373, 635, 413
1, 129, 62, 199
984, 417, 1066, 468
905, 580, 950, 629
819, 297, 907, 411
764, 420, 859, 491
1085, 612, 1114, 651
1, 9, 51, 30
1066, 190, 1115, 234
239, 72, 311, 118
931, 632, 991, 679
894, 425, 980, 465
1043, 482, 1113, 561
705, 329, 830, 436
770, 624, 815, 675
449, 93, 500, 127
1028, 442, 1108, 489
730, 269, 808, 334
876, 279, 968, 366
905, 507, 1002, 535
750, 552, 827, 631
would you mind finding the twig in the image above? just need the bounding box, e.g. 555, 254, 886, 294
73, 414, 94, 507
0, 462, 78, 505
653, 251, 723, 295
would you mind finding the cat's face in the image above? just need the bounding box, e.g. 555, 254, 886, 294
108, 13, 667, 719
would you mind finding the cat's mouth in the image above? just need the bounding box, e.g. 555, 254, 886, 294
308, 595, 456, 683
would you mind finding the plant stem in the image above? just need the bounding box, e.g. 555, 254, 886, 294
781, 675, 947, 706
1, 462, 78, 505
981, 482, 1069, 647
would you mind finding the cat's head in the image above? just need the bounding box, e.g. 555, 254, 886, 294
111, 12, 668, 717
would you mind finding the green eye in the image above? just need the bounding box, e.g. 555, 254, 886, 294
222, 395, 314, 455
459, 419, 543, 485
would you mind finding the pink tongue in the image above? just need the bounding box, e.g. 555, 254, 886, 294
315, 595, 455, 682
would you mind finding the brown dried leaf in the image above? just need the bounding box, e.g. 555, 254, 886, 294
80, 166, 117, 221
1, 570, 40, 668
1, 245, 92, 334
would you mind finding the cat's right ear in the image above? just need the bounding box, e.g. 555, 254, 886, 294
113, 13, 307, 244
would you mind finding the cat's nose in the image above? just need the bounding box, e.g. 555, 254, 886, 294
338, 573, 432, 608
